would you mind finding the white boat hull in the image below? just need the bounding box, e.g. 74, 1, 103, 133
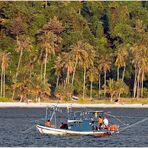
36, 124, 113, 137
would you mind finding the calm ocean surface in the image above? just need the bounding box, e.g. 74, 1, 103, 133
0, 107, 148, 147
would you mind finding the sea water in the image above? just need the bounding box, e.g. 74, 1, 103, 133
0, 107, 148, 147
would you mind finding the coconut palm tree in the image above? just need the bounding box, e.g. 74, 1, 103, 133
106, 79, 116, 102
38, 31, 59, 84
136, 44, 148, 98
12, 78, 29, 102
131, 43, 148, 98
99, 53, 112, 97
41, 16, 64, 35
0, 51, 10, 97
70, 41, 85, 85
15, 35, 32, 79
115, 44, 129, 81
12, 35, 32, 99
28, 74, 51, 102
87, 66, 98, 100
80, 43, 95, 99
54, 56, 63, 87
62, 53, 74, 86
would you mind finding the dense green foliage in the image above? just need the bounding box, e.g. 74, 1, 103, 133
1, 1, 148, 102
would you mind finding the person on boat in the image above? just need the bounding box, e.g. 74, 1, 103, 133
98, 116, 103, 129
45, 119, 53, 127
107, 124, 119, 132
60, 122, 68, 129
103, 117, 109, 129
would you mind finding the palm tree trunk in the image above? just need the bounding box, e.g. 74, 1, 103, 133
98, 74, 101, 98
1, 64, 3, 97
20, 95, 23, 102
136, 69, 141, 99
122, 63, 126, 81
3, 67, 5, 97
117, 67, 119, 80
16, 49, 23, 79
56, 75, 59, 87
90, 81, 93, 100
104, 70, 107, 97
38, 97, 41, 103
72, 58, 78, 85
12, 49, 23, 99
83, 67, 86, 99
141, 71, 144, 97
111, 95, 113, 102
66, 67, 70, 85
44, 52, 48, 84
133, 67, 137, 98
41, 63, 43, 80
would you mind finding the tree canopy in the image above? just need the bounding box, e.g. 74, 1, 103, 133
1, 1, 148, 101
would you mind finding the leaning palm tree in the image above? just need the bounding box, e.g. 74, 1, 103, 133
70, 41, 85, 85
12, 35, 32, 99
99, 53, 112, 97
0, 51, 10, 97
15, 35, 32, 79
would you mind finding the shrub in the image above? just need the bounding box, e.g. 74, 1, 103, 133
0, 97, 13, 102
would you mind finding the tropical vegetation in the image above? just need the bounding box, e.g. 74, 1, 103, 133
1, 1, 148, 102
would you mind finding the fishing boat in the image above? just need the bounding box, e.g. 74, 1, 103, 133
35, 106, 119, 137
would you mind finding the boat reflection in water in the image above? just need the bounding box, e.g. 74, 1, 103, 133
36, 106, 119, 137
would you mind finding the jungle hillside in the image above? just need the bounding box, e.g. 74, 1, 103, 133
1, 1, 148, 103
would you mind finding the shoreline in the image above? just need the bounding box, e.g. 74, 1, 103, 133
0, 102, 148, 108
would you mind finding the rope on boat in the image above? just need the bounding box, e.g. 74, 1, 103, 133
120, 117, 148, 132
107, 113, 128, 126
30, 118, 45, 123
21, 125, 35, 134
109, 115, 148, 119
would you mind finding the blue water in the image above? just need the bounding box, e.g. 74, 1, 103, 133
0, 107, 148, 147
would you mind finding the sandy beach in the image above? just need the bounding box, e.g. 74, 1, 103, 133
0, 102, 148, 108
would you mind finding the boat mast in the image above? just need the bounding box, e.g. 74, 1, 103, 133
45, 106, 48, 121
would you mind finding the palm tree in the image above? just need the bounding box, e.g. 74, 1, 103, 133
38, 31, 58, 84
115, 44, 129, 81
115, 79, 129, 101
12, 79, 28, 102
0, 51, 10, 97
131, 43, 148, 98
80, 43, 95, 99
62, 53, 74, 86
130, 44, 139, 98
28, 74, 51, 102
10, 16, 25, 42
38, 48, 45, 80
106, 79, 116, 102
99, 53, 112, 97
12, 35, 32, 99
137, 44, 148, 98
87, 66, 98, 100
54, 56, 63, 87
70, 41, 85, 85
41, 16, 64, 35
15, 35, 32, 79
